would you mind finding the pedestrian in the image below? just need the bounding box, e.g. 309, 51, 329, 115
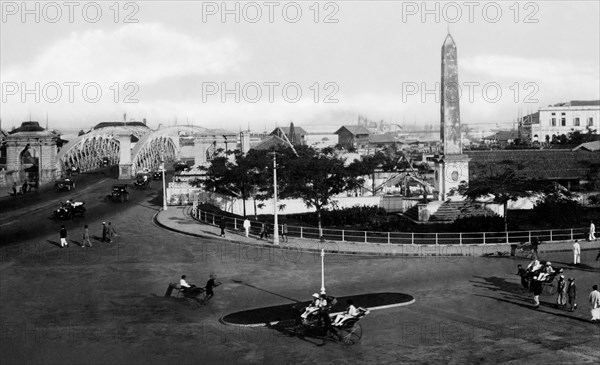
589, 285, 600, 322
59, 225, 68, 248
567, 277, 578, 312
281, 222, 289, 243
572, 239, 581, 265
102, 222, 108, 242
219, 216, 226, 237
204, 274, 221, 303
556, 275, 567, 308
243, 217, 251, 238
530, 237, 540, 260
265, 222, 271, 239
530, 276, 543, 308
12, 182, 17, 196
516, 264, 529, 290
82, 224, 92, 248
107, 222, 117, 243
589, 221, 596, 241
259, 222, 267, 239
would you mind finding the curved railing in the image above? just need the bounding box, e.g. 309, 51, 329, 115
190, 205, 588, 245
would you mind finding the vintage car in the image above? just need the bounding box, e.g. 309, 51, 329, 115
133, 172, 151, 189
54, 200, 86, 219
152, 171, 162, 180
55, 178, 75, 192
107, 184, 129, 202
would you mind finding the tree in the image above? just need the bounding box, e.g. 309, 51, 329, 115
457, 160, 546, 232
202, 150, 270, 217
277, 146, 364, 237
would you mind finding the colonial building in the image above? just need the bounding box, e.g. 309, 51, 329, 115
520, 100, 599, 143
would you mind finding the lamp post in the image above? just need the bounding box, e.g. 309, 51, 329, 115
320, 249, 326, 294
161, 161, 167, 211
272, 152, 279, 245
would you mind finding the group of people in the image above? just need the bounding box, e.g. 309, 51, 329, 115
11, 180, 38, 196
57, 222, 116, 248
241, 218, 289, 242
178, 274, 221, 303
516, 254, 600, 321
300, 292, 363, 329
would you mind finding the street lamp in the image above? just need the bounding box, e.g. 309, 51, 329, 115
320, 249, 326, 294
160, 161, 167, 211
272, 152, 279, 245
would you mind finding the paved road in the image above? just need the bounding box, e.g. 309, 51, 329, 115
1, 177, 600, 364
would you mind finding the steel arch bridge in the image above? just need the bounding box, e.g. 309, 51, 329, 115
56, 124, 219, 176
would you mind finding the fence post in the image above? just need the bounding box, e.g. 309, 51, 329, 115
506, 231, 509, 244
459, 232, 462, 246
550, 230, 553, 241
234, 218, 237, 230
300, 227, 303, 239
483, 232, 486, 245
387, 232, 390, 244
570, 229, 573, 240
212, 214, 215, 225
364, 231, 367, 243
411, 233, 414, 245
341, 230, 344, 242
435, 233, 438, 245
528, 231, 531, 243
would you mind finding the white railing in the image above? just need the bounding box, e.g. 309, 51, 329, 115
191, 207, 588, 246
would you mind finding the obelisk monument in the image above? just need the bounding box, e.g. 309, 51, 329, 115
434, 33, 470, 200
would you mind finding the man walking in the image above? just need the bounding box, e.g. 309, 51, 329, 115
531, 276, 543, 308
243, 217, 251, 238
573, 240, 581, 265
556, 275, 567, 308
107, 222, 117, 243
204, 274, 221, 303
59, 225, 68, 248
82, 224, 92, 248
530, 237, 540, 260
589, 221, 596, 241
281, 222, 289, 243
589, 285, 600, 322
102, 222, 108, 243
567, 277, 578, 312
259, 222, 267, 240
219, 216, 226, 238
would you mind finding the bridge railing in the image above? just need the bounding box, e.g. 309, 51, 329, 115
190, 205, 588, 245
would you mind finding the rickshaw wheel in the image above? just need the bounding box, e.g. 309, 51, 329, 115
338, 323, 362, 345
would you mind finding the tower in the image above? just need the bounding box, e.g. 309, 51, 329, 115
434, 33, 470, 201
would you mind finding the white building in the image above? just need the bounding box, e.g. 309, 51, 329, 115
529, 100, 599, 143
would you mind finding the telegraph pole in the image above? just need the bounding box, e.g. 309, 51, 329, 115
272, 152, 279, 245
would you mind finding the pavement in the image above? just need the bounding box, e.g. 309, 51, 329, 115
155, 206, 600, 257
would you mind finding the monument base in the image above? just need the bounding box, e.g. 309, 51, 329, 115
434, 154, 470, 201
118, 164, 133, 180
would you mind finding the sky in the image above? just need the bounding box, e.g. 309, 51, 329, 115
1, 0, 599, 133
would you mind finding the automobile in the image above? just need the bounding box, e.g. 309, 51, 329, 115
55, 178, 75, 192
133, 172, 151, 189
107, 184, 129, 202
54, 200, 86, 219
152, 171, 162, 180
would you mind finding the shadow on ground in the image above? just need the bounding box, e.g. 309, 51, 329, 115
220, 292, 415, 326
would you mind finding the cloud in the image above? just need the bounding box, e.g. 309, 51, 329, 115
1, 23, 244, 84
